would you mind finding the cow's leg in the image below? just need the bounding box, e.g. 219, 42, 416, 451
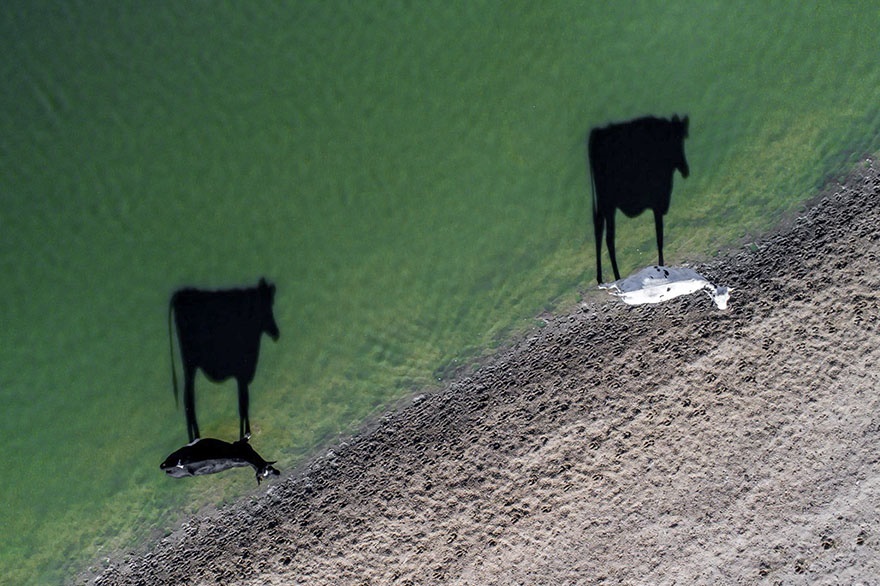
593, 208, 605, 284
183, 366, 200, 442
237, 379, 251, 440
605, 212, 621, 281
654, 209, 664, 267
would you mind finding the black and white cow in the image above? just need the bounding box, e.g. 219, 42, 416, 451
160, 436, 280, 484
588, 115, 690, 283
169, 278, 280, 441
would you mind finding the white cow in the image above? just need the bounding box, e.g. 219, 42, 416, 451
599, 265, 730, 309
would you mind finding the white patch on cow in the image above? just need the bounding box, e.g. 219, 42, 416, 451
162, 461, 190, 478
599, 265, 731, 309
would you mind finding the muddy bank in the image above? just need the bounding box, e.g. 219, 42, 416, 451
88, 160, 880, 585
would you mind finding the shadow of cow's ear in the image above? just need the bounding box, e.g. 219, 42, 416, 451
258, 277, 276, 296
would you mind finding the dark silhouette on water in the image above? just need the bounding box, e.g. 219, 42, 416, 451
160, 436, 280, 485
169, 278, 280, 442
588, 115, 690, 283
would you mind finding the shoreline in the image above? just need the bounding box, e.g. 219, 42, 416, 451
88, 158, 880, 584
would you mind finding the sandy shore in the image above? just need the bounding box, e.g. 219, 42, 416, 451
88, 159, 880, 585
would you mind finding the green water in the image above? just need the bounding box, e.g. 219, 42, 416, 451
2, 2, 879, 582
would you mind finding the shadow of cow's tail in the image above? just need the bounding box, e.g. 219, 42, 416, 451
168, 295, 179, 408
587, 128, 602, 284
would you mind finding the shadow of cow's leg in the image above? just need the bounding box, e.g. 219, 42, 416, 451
654, 209, 665, 267
184, 366, 199, 441
237, 379, 251, 440
594, 208, 605, 284
606, 212, 621, 281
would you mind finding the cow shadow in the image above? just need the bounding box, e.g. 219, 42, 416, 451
588, 115, 690, 284
168, 278, 280, 442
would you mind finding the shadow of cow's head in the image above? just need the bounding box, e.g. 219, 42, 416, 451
258, 277, 280, 341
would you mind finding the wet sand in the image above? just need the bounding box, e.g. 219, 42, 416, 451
89, 159, 880, 585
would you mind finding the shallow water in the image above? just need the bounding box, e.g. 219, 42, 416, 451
1, 2, 879, 582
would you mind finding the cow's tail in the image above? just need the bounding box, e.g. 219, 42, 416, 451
168, 295, 179, 408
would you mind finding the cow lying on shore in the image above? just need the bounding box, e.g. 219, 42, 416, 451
588, 115, 690, 283
160, 436, 280, 484
169, 278, 280, 442
599, 265, 730, 309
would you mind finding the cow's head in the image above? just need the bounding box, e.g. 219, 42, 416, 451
671, 114, 690, 179
258, 278, 281, 341
232, 436, 281, 484
256, 462, 281, 485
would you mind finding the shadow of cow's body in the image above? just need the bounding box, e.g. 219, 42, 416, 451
169, 278, 280, 442
588, 115, 690, 284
